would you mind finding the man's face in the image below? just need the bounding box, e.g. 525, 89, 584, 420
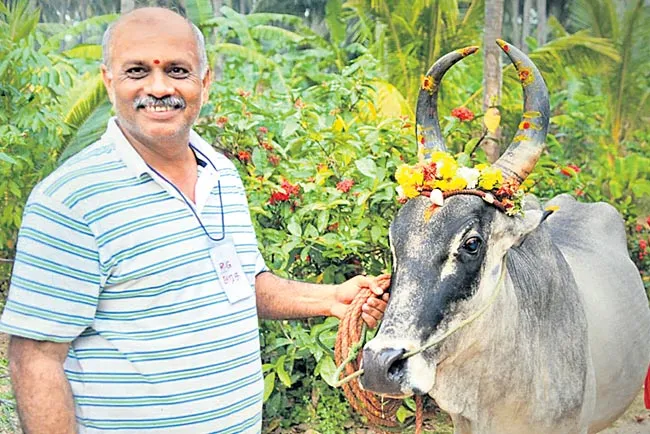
101, 17, 210, 147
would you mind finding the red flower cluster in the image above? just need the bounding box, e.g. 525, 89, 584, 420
451, 107, 474, 121
560, 164, 581, 177
294, 98, 306, 109
336, 179, 354, 193
259, 126, 268, 134
495, 178, 520, 200
268, 155, 281, 166
269, 179, 300, 205
216, 116, 228, 128
237, 150, 251, 163
639, 239, 648, 260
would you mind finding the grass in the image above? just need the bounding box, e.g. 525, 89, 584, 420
0, 357, 19, 434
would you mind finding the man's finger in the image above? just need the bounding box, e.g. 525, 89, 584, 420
361, 312, 378, 329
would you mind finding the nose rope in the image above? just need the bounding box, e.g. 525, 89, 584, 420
332, 262, 508, 432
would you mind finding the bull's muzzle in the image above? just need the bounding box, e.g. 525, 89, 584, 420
360, 346, 408, 396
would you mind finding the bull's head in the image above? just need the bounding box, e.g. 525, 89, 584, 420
360, 40, 550, 398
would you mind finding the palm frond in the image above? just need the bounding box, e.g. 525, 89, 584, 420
41, 14, 117, 54
250, 25, 305, 44
59, 100, 113, 163
62, 44, 102, 60
185, 0, 214, 26
61, 74, 107, 129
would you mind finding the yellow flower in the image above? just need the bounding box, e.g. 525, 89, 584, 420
429, 152, 458, 179
478, 166, 503, 190
395, 164, 424, 198
436, 176, 467, 191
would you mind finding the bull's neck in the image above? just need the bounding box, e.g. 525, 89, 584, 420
432, 226, 590, 430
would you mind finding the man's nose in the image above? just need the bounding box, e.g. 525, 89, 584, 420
144, 70, 174, 97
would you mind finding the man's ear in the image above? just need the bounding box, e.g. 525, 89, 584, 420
201, 68, 212, 102
101, 64, 115, 104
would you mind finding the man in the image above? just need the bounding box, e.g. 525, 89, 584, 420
1, 7, 389, 433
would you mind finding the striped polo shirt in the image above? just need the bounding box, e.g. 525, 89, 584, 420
1, 118, 267, 433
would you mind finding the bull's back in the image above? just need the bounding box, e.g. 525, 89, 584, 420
544, 194, 650, 431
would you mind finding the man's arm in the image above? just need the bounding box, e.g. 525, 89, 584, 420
8, 336, 77, 434
255, 271, 390, 328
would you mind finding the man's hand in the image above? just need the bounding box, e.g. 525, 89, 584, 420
331, 274, 391, 328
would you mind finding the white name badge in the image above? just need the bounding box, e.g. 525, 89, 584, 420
209, 240, 254, 304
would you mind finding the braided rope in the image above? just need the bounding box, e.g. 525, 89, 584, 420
334, 277, 429, 434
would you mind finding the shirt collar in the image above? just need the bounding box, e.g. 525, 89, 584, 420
103, 117, 220, 178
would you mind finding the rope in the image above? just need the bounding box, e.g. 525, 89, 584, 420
334, 274, 429, 434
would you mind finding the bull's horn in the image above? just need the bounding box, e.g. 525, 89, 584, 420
493, 39, 550, 183
416, 46, 479, 160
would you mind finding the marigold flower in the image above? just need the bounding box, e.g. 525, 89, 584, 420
478, 166, 503, 190
451, 107, 474, 122
395, 165, 424, 198
268, 154, 281, 166
430, 151, 458, 179
261, 141, 274, 151
436, 177, 467, 191
336, 179, 354, 193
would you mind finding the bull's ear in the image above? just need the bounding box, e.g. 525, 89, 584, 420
489, 208, 542, 253
514, 209, 543, 244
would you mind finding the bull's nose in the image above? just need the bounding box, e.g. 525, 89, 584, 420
360, 346, 406, 396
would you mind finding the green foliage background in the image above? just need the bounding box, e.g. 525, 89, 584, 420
1, 0, 649, 432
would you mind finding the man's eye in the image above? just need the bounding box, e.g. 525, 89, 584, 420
126, 67, 147, 77
169, 67, 189, 77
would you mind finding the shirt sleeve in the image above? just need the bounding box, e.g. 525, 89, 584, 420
0, 191, 101, 342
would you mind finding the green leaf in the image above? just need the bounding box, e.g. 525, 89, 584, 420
263, 373, 276, 402
371, 225, 382, 243
609, 179, 623, 199
287, 220, 302, 237
0, 152, 17, 165
396, 405, 414, 423
355, 157, 377, 178
317, 355, 338, 387
282, 118, 300, 139
316, 211, 330, 232
275, 355, 292, 387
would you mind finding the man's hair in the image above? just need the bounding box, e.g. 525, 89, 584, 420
101, 10, 208, 78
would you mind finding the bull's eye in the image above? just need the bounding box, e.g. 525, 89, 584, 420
462, 236, 482, 254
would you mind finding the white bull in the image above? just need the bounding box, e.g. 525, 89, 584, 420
359, 40, 650, 434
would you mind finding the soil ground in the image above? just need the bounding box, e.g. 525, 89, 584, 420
0, 332, 646, 433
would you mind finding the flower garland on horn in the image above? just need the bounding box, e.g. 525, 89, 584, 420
394, 152, 525, 216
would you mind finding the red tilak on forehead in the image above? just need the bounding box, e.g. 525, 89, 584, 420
153, 59, 160, 64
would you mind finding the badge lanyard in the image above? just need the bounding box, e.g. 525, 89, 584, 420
145, 143, 226, 243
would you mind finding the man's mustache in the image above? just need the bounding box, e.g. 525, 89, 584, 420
133, 95, 186, 110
